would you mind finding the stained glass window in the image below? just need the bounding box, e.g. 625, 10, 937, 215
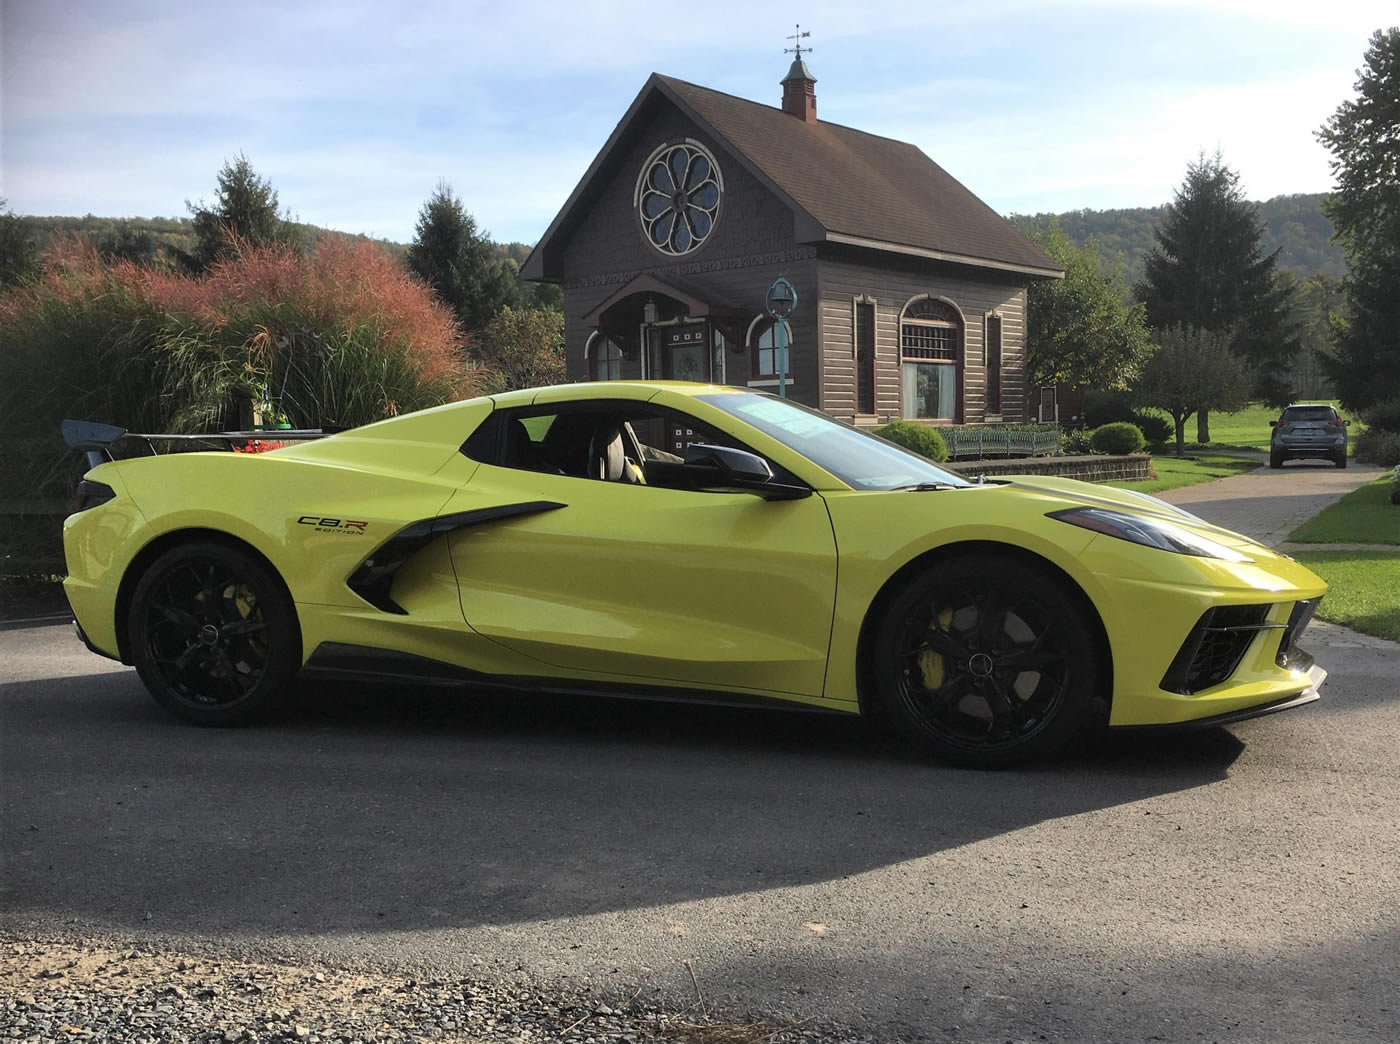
635, 142, 723, 256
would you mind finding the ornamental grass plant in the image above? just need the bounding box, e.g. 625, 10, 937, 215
0, 237, 481, 574
0, 237, 480, 503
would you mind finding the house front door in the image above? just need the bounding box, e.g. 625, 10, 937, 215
660, 322, 708, 382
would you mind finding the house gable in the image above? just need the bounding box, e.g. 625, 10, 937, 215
524, 74, 1063, 284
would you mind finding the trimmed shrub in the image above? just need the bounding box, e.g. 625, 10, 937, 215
1090, 421, 1146, 455
1362, 396, 1400, 434
873, 420, 949, 462
1130, 411, 1172, 445
1355, 428, 1400, 468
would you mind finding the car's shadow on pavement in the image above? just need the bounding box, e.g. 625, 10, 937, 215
3, 666, 1243, 939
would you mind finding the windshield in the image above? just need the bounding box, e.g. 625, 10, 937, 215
698, 393, 970, 490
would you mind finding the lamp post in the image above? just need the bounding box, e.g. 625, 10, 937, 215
765, 277, 797, 399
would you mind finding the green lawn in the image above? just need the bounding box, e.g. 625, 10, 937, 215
1290, 551, 1400, 641
1106, 455, 1259, 495
1288, 478, 1400, 545
1152, 400, 1366, 454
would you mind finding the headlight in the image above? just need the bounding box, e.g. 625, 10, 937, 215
1049, 507, 1253, 563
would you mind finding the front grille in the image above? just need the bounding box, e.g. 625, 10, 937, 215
1276, 598, 1320, 671
1160, 604, 1281, 695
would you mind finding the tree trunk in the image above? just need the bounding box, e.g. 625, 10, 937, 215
1197, 407, 1211, 445
1175, 416, 1186, 457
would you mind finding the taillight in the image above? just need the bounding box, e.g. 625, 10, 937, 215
1277, 424, 1293, 434
71, 479, 115, 514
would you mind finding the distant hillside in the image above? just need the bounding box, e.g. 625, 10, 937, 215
1016, 192, 1345, 284
21, 194, 1344, 287
18, 214, 406, 260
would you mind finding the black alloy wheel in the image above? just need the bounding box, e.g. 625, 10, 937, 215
870, 555, 1102, 768
129, 541, 300, 725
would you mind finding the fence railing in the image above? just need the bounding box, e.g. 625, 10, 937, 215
941, 423, 1061, 460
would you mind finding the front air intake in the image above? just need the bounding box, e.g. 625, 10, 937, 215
1160, 604, 1281, 695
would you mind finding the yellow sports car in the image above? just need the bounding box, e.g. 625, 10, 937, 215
62, 382, 1327, 767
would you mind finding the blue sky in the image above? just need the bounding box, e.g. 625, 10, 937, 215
2, 0, 1392, 244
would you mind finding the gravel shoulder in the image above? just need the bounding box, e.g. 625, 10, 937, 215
0, 938, 876, 1044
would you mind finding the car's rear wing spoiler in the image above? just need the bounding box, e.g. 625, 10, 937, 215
61, 419, 336, 470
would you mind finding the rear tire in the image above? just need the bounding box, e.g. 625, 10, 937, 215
1269, 449, 1284, 469
128, 541, 300, 726
1334, 452, 1347, 469
868, 556, 1103, 768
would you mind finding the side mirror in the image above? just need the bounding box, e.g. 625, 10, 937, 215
683, 443, 810, 500
1343, 419, 1351, 427
1268, 420, 1278, 427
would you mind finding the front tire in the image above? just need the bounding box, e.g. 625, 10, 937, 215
869, 556, 1103, 768
128, 541, 300, 725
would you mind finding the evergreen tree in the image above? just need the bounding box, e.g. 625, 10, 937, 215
1316, 27, 1400, 411
0, 200, 38, 288
405, 182, 520, 333
182, 154, 300, 272
1020, 217, 1155, 392
1137, 153, 1300, 439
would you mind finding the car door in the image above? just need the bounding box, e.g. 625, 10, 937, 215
443, 400, 838, 698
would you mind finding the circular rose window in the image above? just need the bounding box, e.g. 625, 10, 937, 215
635, 142, 723, 256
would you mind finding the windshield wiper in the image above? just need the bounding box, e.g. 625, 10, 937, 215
892, 481, 959, 491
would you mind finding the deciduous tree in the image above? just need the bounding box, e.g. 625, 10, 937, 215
96, 221, 164, 267
1021, 217, 1155, 393
0, 199, 38, 287
476, 306, 565, 391
1316, 27, 1400, 410
406, 182, 520, 333
1135, 326, 1251, 456
1137, 153, 1300, 438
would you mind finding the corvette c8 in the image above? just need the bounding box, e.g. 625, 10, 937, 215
62, 381, 1327, 767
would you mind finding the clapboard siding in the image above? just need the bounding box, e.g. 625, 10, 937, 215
817, 255, 1030, 424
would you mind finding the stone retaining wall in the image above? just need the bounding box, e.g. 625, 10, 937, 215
946, 454, 1153, 483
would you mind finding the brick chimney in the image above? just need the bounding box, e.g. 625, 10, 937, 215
781, 58, 817, 123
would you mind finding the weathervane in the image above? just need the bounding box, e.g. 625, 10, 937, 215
784, 24, 811, 61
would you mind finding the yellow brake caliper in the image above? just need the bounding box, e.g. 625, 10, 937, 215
919, 607, 955, 689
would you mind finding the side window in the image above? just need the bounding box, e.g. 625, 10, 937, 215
467, 401, 795, 492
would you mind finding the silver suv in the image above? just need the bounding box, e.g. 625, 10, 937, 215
1269, 403, 1349, 469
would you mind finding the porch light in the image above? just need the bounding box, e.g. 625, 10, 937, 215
643, 296, 659, 325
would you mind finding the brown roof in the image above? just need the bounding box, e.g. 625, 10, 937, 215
522, 73, 1062, 282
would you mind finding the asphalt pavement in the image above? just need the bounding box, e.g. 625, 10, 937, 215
3, 462, 1398, 1042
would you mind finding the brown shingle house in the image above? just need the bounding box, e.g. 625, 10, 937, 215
521, 61, 1063, 425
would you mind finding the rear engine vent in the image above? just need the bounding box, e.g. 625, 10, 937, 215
1160, 604, 1280, 695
